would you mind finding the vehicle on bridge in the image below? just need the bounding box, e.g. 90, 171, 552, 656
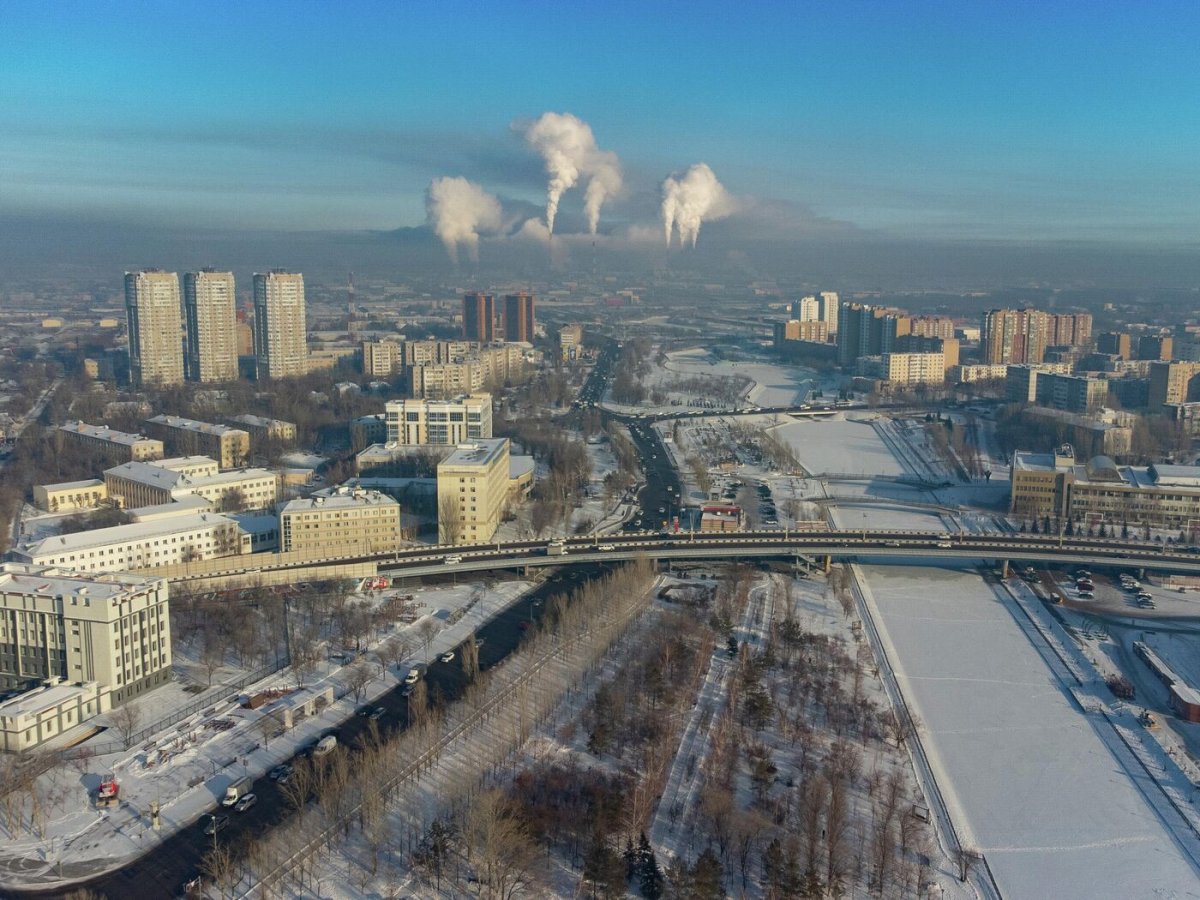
546, 540, 566, 556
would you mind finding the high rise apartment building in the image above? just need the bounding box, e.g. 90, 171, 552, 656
125, 270, 184, 386
1097, 332, 1132, 360
1149, 361, 1200, 408
837, 304, 910, 366
183, 270, 238, 382
908, 316, 956, 340
253, 271, 308, 379
980, 308, 1049, 365
1048, 313, 1093, 347
503, 292, 536, 342
792, 293, 840, 336
462, 292, 496, 343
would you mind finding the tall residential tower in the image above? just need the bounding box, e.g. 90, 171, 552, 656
183, 270, 237, 382
125, 270, 184, 387
503, 292, 535, 343
253, 270, 308, 379
462, 292, 496, 343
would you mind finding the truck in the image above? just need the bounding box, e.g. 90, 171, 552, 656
546, 540, 566, 556
222, 776, 252, 808
95, 775, 120, 808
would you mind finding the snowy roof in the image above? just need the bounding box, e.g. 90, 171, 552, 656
14, 513, 238, 556
508, 455, 535, 480
128, 495, 212, 521
39, 478, 105, 492
57, 421, 157, 446
0, 563, 159, 600
145, 415, 247, 437
228, 414, 294, 428
1150, 463, 1200, 488
1171, 683, 1200, 709
280, 490, 398, 513
0, 682, 98, 718
439, 439, 507, 469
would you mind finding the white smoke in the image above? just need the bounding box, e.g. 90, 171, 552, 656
661, 163, 731, 248
523, 112, 622, 235
425, 176, 503, 263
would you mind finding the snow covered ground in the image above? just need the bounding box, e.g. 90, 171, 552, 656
848, 552, 1200, 898
771, 415, 908, 477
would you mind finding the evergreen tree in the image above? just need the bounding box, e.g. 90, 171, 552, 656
762, 837, 784, 897
691, 847, 724, 900
1042, 514, 1052, 534
638, 835, 664, 900
624, 836, 639, 882
1122, 520, 1130, 539
583, 830, 623, 899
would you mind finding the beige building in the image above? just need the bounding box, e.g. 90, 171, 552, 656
10, 512, 247, 573
143, 415, 250, 469
56, 421, 164, 464
1149, 361, 1200, 408
34, 479, 108, 513
104, 459, 277, 511
409, 347, 527, 398
227, 414, 297, 446
559, 323, 584, 362
949, 364, 1009, 384
253, 270, 308, 379
879, 352, 945, 386
437, 439, 511, 544
385, 393, 492, 445
0, 563, 172, 747
183, 270, 238, 382
351, 414, 387, 451
1011, 447, 1200, 532
279, 488, 401, 555
125, 270, 184, 387
981, 308, 1050, 365
362, 340, 402, 377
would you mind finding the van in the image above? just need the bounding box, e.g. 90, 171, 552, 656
312, 735, 337, 756
222, 777, 252, 807
546, 540, 566, 556
404, 667, 421, 685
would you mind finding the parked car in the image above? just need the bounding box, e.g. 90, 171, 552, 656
204, 815, 229, 836
234, 793, 258, 813
368, 706, 386, 721
440, 650, 455, 663
267, 764, 292, 782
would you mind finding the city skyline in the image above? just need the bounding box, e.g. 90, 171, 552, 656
3, 2, 1200, 254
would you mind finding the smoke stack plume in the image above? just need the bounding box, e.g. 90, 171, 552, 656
524, 112, 622, 235
425, 177, 503, 263
661, 163, 730, 248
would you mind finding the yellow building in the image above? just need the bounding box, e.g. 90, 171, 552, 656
279, 488, 401, 555
34, 479, 108, 513
143, 415, 250, 469
57, 421, 164, 464
437, 439, 511, 544
1149, 361, 1200, 408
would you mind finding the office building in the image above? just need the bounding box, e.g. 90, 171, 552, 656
559, 323, 584, 362
437, 439, 511, 544
1011, 448, 1200, 532
10, 512, 247, 574
384, 393, 492, 445
253, 271, 308, 379
279, 488, 401, 555
125, 270, 184, 386
1149, 361, 1200, 408
183, 270, 238, 382
980, 308, 1050, 365
0, 564, 173, 749
56, 422, 164, 465
503, 292, 536, 342
462, 292, 496, 343
33, 479, 109, 513
143, 415, 250, 469
103, 459, 277, 511
837, 304, 910, 366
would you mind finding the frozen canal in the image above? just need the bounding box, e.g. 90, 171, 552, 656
850, 550, 1200, 898
772, 417, 908, 477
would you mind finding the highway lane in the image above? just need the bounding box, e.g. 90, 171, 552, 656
3, 565, 612, 900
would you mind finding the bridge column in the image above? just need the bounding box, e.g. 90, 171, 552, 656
823, 555, 832, 575
1001, 559, 1009, 579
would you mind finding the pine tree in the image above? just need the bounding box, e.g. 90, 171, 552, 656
762, 837, 784, 898
639, 838, 665, 900
625, 836, 639, 882
691, 847, 724, 900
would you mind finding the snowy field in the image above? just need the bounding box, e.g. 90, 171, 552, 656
853, 556, 1200, 898
659, 348, 816, 407
772, 416, 908, 477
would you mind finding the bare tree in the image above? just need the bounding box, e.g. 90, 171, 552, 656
258, 710, 285, 747
345, 660, 372, 705
465, 789, 540, 899
416, 618, 439, 655
376, 637, 409, 680
110, 703, 142, 749
461, 634, 481, 683
438, 492, 463, 545
201, 842, 239, 900
956, 846, 981, 883
279, 758, 315, 823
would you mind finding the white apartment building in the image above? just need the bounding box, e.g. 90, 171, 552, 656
104, 459, 278, 511
183, 269, 238, 382
56, 422, 164, 464
385, 393, 492, 445
437, 438, 511, 544
10, 513, 248, 574
253, 270, 308, 379
125, 270, 185, 387
0, 564, 172, 749
279, 489, 401, 555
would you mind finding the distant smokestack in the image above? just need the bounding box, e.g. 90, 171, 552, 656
425, 177, 503, 263
524, 112, 622, 235
660, 163, 730, 248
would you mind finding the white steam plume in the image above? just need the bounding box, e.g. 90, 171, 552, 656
661, 163, 731, 248
524, 112, 622, 235
425, 176, 503, 263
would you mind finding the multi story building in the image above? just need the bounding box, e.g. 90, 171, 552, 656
143, 415, 250, 469
819, 292, 840, 335
559, 323, 584, 361
949, 364, 1009, 384
1011, 447, 1200, 532
462, 292, 496, 343
56, 422, 164, 464
125, 270, 184, 386
279, 488, 401, 555
436, 438, 511, 544
33, 479, 108, 513
226, 414, 297, 446
1006, 366, 1098, 409
408, 346, 527, 399
503, 292, 535, 342
1047, 312, 1093, 347
384, 393, 492, 445
253, 270, 308, 379
1149, 361, 1200, 408
893, 334, 959, 370
183, 269, 238, 382
103, 459, 277, 511
980, 308, 1050, 365
401, 340, 477, 366
362, 340, 401, 377
1137, 335, 1174, 362
0, 564, 173, 748
836, 304, 911, 366
774, 320, 829, 344
908, 316, 957, 340
792, 293, 839, 335
863, 352, 945, 386
1096, 332, 1132, 360
10, 512, 247, 574
351, 414, 387, 450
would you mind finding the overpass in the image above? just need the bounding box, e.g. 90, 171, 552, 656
164, 529, 1200, 587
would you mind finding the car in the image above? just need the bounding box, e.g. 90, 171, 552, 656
444, 555, 463, 565
357, 705, 373, 717
368, 706, 386, 721
404, 667, 421, 685
440, 650, 456, 663
399, 684, 413, 697
597, 543, 616, 551
658, 507, 666, 514
204, 815, 229, 836
268, 764, 292, 782
1078, 591, 1094, 600
234, 793, 258, 813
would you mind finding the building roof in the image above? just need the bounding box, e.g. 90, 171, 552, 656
106, 461, 274, 492
1171, 683, 1200, 709
439, 439, 508, 469
1149, 463, 1200, 488
0, 563, 160, 600
58, 421, 157, 446
39, 478, 106, 492
145, 415, 247, 437
280, 488, 399, 514
13, 513, 238, 557
128, 495, 212, 521
0, 682, 99, 719
509, 455, 535, 480
228, 414, 294, 429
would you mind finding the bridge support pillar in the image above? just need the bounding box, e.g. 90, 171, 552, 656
823, 555, 832, 575
1000, 559, 1009, 579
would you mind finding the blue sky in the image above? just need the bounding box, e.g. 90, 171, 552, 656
3, 1, 1199, 242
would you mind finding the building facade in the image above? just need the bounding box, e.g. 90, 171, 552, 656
384, 393, 492, 445
836, 304, 911, 366
227, 414, 297, 446
462, 292, 496, 343
253, 270, 308, 379
143, 415, 250, 469
55, 422, 164, 464
503, 292, 535, 342
279, 488, 401, 555
1149, 361, 1200, 408
125, 270, 184, 386
1047, 312, 1093, 348
183, 269, 238, 382
980, 308, 1049, 365
437, 439, 511, 544
103, 459, 277, 511
559, 323, 584, 361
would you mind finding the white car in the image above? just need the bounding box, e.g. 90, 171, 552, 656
444, 555, 462, 565
440, 651, 455, 663
597, 543, 616, 552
